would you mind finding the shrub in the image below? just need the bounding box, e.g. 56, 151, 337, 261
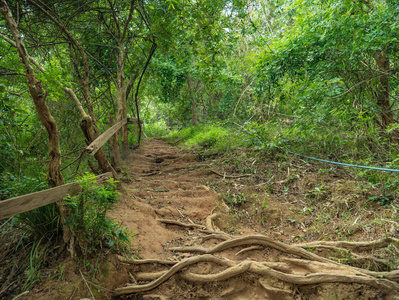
63, 173, 129, 256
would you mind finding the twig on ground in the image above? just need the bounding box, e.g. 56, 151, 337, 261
11, 291, 29, 300
79, 270, 95, 300
117, 255, 177, 265
210, 169, 253, 179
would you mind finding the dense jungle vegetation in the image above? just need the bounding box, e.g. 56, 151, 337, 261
1, 0, 399, 297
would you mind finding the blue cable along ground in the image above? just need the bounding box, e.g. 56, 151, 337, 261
230, 122, 399, 173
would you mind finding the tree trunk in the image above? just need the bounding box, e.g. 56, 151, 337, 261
64, 88, 117, 177
187, 76, 198, 126
25, 2, 115, 177
109, 115, 121, 170
375, 50, 394, 130
116, 47, 129, 156
0, 0, 70, 242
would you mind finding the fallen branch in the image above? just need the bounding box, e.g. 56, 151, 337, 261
11, 291, 29, 300
79, 270, 95, 300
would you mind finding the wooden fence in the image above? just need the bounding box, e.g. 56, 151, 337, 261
0, 172, 112, 220
0, 117, 142, 220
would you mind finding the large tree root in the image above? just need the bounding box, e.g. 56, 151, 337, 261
114, 254, 399, 297
113, 255, 232, 295
170, 235, 337, 265
113, 228, 399, 297
173, 235, 399, 277
297, 237, 399, 252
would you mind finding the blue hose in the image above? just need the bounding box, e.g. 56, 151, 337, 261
230, 121, 399, 173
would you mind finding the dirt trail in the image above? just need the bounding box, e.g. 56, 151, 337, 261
112, 138, 220, 259
108, 139, 391, 300
13, 138, 399, 299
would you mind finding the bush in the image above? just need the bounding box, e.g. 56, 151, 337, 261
168, 123, 243, 152
63, 173, 129, 256
145, 120, 171, 138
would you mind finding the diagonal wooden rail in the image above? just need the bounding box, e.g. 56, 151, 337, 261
1, 117, 141, 220
86, 118, 142, 156
0, 172, 112, 220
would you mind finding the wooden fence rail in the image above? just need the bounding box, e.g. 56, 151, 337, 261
0, 117, 141, 220
0, 172, 112, 220
86, 118, 142, 156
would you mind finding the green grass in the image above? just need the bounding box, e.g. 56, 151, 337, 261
167, 123, 246, 152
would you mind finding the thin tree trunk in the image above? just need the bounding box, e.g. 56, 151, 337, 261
109, 115, 121, 170
28, 1, 116, 176
115, 45, 129, 158
187, 76, 198, 126
64, 88, 118, 178
0, 0, 70, 242
375, 50, 394, 130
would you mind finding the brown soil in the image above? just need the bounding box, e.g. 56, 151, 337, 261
3, 138, 399, 300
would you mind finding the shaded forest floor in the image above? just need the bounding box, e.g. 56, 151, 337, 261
4, 138, 399, 299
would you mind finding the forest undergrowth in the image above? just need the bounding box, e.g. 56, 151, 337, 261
168, 121, 399, 270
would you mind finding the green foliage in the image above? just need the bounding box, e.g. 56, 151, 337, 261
145, 120, 171, 138
13, 204, 61, 239
168, 123, 245, 152
63, 173, 129, 256
0, 172, 48, 200
22, 236, 51, 291
222, 190, 247, 208
2, 171, 59, 240
154, 56, 187, 104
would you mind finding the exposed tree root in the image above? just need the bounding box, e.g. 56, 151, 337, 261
170, 235, 337, 265
113, 254, 399, 297
157, 218, 205, 229
295, 243, 392, 270
235, 245, 264, 256
113, 255, 232, 295
259, 280, 295, 299
172, 235, 399, 278
117, 255, 177, 265
201, 233, 232, 243
205, 213, 221, 232
297, 237, 399, 252
114, 227, 399, 297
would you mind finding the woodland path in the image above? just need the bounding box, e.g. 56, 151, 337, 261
111, 138, 220, 260
106, 139, 399, 300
